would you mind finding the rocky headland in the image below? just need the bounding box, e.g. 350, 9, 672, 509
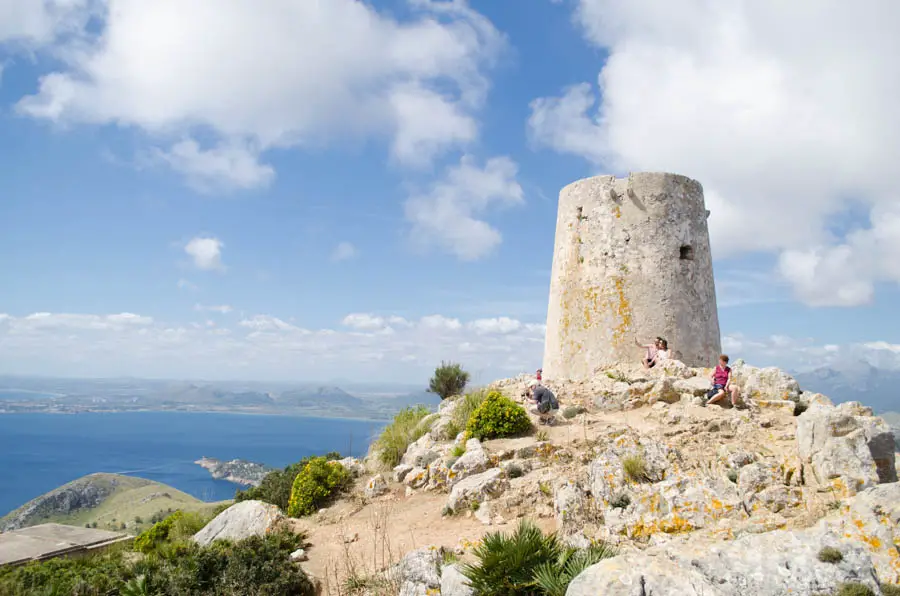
194, 457, 272, 487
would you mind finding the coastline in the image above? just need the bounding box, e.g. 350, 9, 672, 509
0, 409, 394, 424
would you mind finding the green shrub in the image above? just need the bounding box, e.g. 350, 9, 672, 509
506, 464, 524, 479
622, 454, 651, 483
881, 585, 900, 596
460, 519, 616, 595
817, 546, 843, 564
452, 388, 489, 431
287, 456, 352, 517
562, 406, 585, 419
835, 583, 876, 596
466, 391, 532, 441
236, 451, 341, 511
451, 443, 466, 457
533, 542, 617, 596
0, 529, 314, 596
375, 405, 433, 468
428, 361, 470, 400
536, 429, 549, 442
133, 509, 211, 554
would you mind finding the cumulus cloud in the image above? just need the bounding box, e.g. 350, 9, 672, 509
0, 310, 547, 381
529, 0, 900, 306
0, 0, 94, 46
153, 140, 275, 193
331, 242, 358, 263
13, 0, 504, 189
405, 155, 524, 260
184, 236, 224, 271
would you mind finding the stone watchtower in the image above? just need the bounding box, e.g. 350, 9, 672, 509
542, 172, 721, 381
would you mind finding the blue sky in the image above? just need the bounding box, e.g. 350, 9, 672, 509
1, 0, 899, 383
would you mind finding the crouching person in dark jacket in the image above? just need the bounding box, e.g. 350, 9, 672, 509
525, 380, 559, 425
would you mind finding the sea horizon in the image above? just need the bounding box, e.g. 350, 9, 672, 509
0, 411, 386, 518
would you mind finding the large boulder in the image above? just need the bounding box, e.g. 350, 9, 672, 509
192, 500, 284, 546
450, 439, 490, 481
363, 474, 388, 498
797, 402, 897, 495
401, 435, 441, 469
737, 463, 803, 515
446, 468, 508, 512
568, 525, 881, 596
731, 361, 801, 403
393, 546, 443, 596
440, 564, 474, 596
337, 457, 365, 478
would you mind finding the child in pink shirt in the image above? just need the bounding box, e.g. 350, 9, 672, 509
705, 354, 741, 407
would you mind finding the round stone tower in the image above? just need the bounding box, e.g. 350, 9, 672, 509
542, 172, 721, 381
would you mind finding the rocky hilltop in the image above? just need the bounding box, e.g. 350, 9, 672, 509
243, 358, 899, 595
195, 457, 272, 486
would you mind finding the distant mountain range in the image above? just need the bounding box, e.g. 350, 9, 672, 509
792, 360, 899, 414
0, 375, 441, 420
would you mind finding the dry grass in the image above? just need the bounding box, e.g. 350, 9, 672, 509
322, 503, 405, 596
622, 454, 651, 483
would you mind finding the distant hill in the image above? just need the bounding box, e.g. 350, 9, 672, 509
793, 360, 900, 414
0, 473, 228, 534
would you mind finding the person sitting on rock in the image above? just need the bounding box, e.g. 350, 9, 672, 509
525, 380, 559, 425
636, 336, 664, 368
705, 354, 741, 407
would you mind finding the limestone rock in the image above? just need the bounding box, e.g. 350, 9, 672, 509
588, 433, 670, 505
289, 548, 308, 562
393, 546, 442, 596
754, 399, 797, 416
337, 457, 365, 478
731, 361, 801, 402
192, 500, 284, 546
401, 434, 441, 469
474, 500, 493, 525
426, 458, 454, 491
450, 439, 490, 480
797, 402, 897, 495
364, 474, 388, 499
738, 463, 802, 515
569, 525, 880, 596
646, 377, 680, 404
673, 375, 711, 397
404, 466, 429, 489
819, 482, 900, 583
394, 464, 414, 483
554, 480, 589, 533
440, 564, 474, 596
446, 468, 508, 512
430, 399, 461, 441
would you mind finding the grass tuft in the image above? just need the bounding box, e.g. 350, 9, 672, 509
622, 455, 651, 483
817, 546, 843, 564
374, 405, 433, 468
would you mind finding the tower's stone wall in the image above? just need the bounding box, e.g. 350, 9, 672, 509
542, 172, 721, 381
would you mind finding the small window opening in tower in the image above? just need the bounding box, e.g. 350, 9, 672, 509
680, 245, 694, 260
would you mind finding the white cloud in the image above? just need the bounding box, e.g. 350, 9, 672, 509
468, 316, 522, 334
331, 241, 359, 262
405, 155, 524, 260
184, 236, 224, 271
0, 0, 94, 46
341, 313, 385, 331
529, 0, 900, 306
13, 0, 505, 188
0, 309, 547, 381
153, 139, 274, 193
194, 304, 232, 314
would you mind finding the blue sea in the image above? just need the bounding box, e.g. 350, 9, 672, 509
0, 412, 387, 517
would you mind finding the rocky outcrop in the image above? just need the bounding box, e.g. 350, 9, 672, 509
797, 401, 897, 495
568, 524, 881, 596
338, 457, 366, 478
192, 500, 284, 546
194, 457, 272, 486
731, 360, 802, 403
446, 469, 509, 512
392, 547, 443, 596
440, 564, 474, 596
364, 474, 388, 498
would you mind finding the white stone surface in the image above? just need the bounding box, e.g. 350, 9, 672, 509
543, 172, 721, 381
192, 500, 284, 546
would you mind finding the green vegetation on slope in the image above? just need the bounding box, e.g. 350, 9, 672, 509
0, 473, 229, 534
0, 512, 314, 596
234, 452, 342, 511
374, 405, 433, 467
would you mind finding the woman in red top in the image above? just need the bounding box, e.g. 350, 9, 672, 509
705, 354, 741, 407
